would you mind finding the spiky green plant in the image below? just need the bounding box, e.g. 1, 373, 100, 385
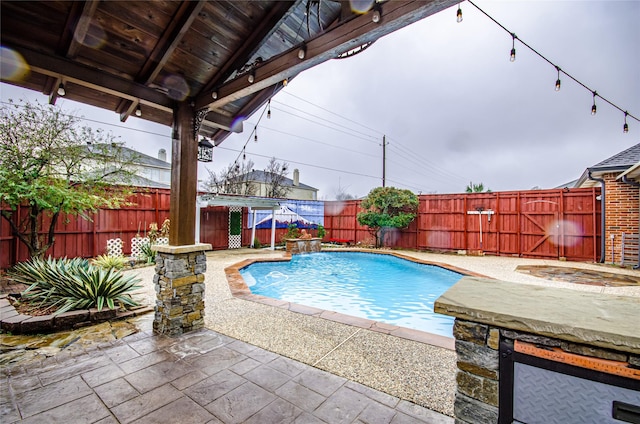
139, 242, 157, 264
92, 254, 129, 270
9, 257, 141, 315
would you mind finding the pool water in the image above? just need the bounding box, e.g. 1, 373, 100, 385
240, 251, 464, 337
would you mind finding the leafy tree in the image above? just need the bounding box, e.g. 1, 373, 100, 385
202, 158, 256, 195
264, 157, 290, 198
356, 187, 418, 248
465, 181, 491, 193
0, 99, 136, 259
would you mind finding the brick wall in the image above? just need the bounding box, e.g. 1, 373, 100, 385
603, 173, 639, 264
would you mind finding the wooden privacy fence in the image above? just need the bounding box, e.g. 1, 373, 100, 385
322, 188, 602, 262
1, 189, 171, 269
1, 187, 601, 268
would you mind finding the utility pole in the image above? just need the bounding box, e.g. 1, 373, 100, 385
382, 135, 387, 187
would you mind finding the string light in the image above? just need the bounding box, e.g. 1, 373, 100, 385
510, 33, 517, 62
283, 78, 288, 86
297, 43, 307, 60
135, 104, 142, 117
248, 70, 255, 84
57, 83, 66, 96
371, 4, 382, 23
456, 4, 463, 23
254, 126, 258, 142
243, 148, 246, 160
465, 0, 638, 132
267, 99, 271, 119
623, 112, 629, 133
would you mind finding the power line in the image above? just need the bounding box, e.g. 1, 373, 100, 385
215, 145, 381, 181
250, 124, 379, 159
270, 103, 379, 144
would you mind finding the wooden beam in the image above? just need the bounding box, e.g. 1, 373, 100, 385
65, 1, 100, 59
196, 0, 458, 111
169, 102, 198, 246
201, 111, 244, 133
118, 1, 206, 120
200, 1, 295, 95
5, 45, 174, 112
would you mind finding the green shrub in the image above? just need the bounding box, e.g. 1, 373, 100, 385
139, 242, 157, 264
317, 224, 326, 239
283, 223, 300, 239
253, 237, 262, 249
93, 254, 129, 270
9, 257, 141, 315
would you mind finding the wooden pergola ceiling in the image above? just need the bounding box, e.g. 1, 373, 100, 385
1, 0, 457, 145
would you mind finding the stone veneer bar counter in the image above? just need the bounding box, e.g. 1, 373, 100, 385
435, 277, 640, 424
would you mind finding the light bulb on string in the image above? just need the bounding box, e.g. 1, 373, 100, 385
243, 149, 246, 160
555, 66, 561, 92
591, 92, 597, 116
57, 83, 66, 96
456, 4, 463, 23
510, 33, 516, 62
267, 99, 271, 119
254, 126, 258, 143
623, 112, 629, 133
135, 104, 142, 117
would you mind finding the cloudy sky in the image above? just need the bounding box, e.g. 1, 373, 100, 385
2, 1, 638, 199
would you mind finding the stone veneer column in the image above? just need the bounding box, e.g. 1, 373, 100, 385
153, 244, 211, 336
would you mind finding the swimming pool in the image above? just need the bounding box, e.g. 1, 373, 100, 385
239, 251, 464, 337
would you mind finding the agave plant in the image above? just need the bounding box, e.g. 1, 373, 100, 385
9, 257, 141, 315
92, 254, 129, 270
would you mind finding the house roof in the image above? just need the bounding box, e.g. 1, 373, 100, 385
575, 143, 640, 187
88, 144, 170, 169
244, 170, 317, 191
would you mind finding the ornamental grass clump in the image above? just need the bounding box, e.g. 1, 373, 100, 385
9, 257, 142, 315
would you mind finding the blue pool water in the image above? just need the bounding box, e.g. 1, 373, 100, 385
240, 251, 464, 337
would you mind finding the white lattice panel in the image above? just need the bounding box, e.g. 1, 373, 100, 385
106, 238, 123, 257
229, 206, 242, 249
131, 237, 149, 258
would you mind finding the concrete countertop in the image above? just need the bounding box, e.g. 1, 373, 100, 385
435, 277, 640, 354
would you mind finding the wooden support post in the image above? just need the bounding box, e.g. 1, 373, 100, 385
169, 102, 197, 246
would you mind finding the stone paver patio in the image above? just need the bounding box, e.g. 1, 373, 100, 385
1, 315, 452, 423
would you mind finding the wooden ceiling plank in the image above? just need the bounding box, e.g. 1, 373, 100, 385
8, 45, 174, 112
196, 0, 458, 111
118, 1, 206, 120
65, 1, 100, 59
200, 1, 295, 95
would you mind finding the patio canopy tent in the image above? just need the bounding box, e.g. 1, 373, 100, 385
1, 0, 458, 248
197, 194, 281, 250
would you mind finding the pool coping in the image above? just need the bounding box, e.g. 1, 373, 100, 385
224, 248, 490, 351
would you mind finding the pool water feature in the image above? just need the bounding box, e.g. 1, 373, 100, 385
240, 251, 464, 337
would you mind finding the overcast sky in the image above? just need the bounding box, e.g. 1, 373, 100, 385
2, 1, 638, 199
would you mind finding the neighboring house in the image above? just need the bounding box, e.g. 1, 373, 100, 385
236, 169, 318, 200
85, 144, 171, 189
574, 143, 640, 266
